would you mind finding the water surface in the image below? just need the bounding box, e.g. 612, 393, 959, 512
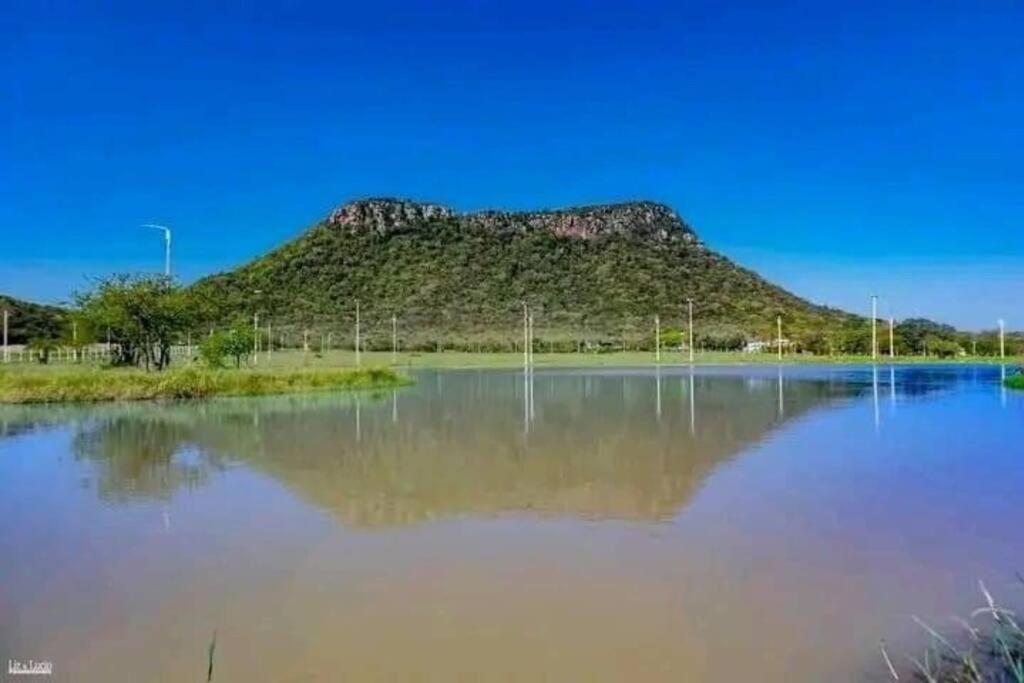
1, 365, 1022, 681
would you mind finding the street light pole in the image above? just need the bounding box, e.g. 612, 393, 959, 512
355, 300, 361, 366
687, 298, 694, 364
142, 224, 172, 277
777, 315, 783, 361
999, 319, 1005, 360
871, 295, 878, 361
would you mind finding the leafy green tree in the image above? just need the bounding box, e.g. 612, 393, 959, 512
924, 336, 961, 358
199, 324, 254, 369
76, 275, 195, 371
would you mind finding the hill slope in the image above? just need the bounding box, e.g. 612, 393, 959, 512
191, 198, 859, 349
0, 295, 67, 344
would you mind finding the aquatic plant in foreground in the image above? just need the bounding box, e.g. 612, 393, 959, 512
883, 581, 1024, 682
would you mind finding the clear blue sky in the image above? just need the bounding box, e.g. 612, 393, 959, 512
2, 0, 1021, 329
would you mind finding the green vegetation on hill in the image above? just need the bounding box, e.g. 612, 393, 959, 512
190, 198, 861, 349
188, 198, 1020, 356
0, 294, 66, 344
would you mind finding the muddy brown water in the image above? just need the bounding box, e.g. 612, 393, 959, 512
1, 365, 1021, 681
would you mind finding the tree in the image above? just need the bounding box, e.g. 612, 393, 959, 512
76, 275, 195, 371
199, 323, 253, 369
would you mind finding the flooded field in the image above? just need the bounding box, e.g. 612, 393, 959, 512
1, 365, 1021, 681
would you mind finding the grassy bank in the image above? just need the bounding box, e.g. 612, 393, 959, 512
1005, 373, 1024, 390
0, 366, 408, 404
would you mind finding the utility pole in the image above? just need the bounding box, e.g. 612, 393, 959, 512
253, 312, 259, 365
777, 315, 783, 361
528, 312, 534, 364
355, 300, 361, 366
871, 295, 878, 361
522, 302, 529, 368
889, 317, 895, 358
999, 319, 1005, 360
655, 315, 661, 363
73, 320, 78, 363
266, 322, 271, 361
142, 224, 172, 277
391, 314, 397, 364
687, 298, 695, 364
2, 309, 7, 363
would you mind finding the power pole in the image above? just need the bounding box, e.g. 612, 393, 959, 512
266, 322, 271, 360
391, 315, 397, 364
355, 300, 361, 366
253, 312, 259, 365
999, 319, 1005, 359
777, 315, 783, 361
687, 298, 695, 364
2, 309, 7, 363
522, 302, 529, 368
528, 312, 534, 365
889, 317, 895, 358
655, 315, 661, 363
871, 295, 878, 361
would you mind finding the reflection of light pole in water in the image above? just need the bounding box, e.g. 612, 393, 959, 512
522, 365, 533, 435
355, 395, 361, 442
1001, 364, 1007, 408
392, 389, 398, 423
777, 365, 784, 419
889, 364, 896, 409
655, 366, 662, 420
689, 366, 696, 435
872, 364, 880, 434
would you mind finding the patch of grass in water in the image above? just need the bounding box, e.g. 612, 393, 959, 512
1005, 373, 1024, 390
0, 365, 409, 404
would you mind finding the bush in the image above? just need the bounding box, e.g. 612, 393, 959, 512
199, 325, 254, 369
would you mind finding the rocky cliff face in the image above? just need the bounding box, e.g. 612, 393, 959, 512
327, 199, 455, 236
327, 198, 700, 244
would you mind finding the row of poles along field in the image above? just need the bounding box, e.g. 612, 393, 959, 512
0, 295, 1011, 365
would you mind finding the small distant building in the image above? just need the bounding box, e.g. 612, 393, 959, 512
744, 339, 791, 353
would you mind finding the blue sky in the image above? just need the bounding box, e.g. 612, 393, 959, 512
2, 0, 1021, 329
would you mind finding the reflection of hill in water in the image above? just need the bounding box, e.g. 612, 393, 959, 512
2, 366, 979, 526
232, 372, 851, 525
3, 370, 851, 525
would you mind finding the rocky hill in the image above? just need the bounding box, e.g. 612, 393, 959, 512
190, 198, 860, 349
